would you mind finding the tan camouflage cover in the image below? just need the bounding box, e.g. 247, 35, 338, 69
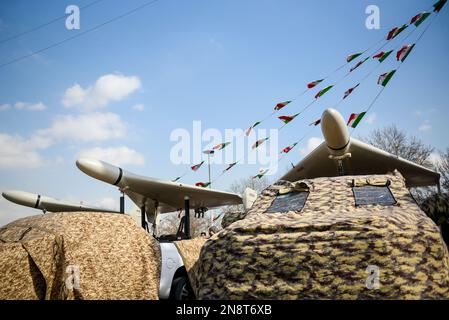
175, 238, 207, 292
0, 212, 160, 300
193, 171, 449, 299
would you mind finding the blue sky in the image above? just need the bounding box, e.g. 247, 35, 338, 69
0, 0, 448, 225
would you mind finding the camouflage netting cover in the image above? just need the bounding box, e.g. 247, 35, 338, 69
419, 193, 449, 226
0, 212, 160, 300
193, 171, 449, 300
174, 238, 207, 292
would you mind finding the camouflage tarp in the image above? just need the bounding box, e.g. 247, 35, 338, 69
193, 171, 449, 299
0, 212, 160, 300
174, 238, 207, 293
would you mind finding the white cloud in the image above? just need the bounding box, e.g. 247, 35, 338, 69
62, 74, 141, 110
428, 152, 443, 166
0, 133, 49, 169
366, 113, 377, 124
0, 102, 46, 112
77, 146, 145, 166
38, 112, 126, 142
14, 102, 47, 111
300, 137, 324, 156
0, 104, 11, 111
419, 121, 432, 132
96, 197, 118, 211
132, 103, 145, 111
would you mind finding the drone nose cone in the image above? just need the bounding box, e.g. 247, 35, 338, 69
2, 190, 38, 207
321, 108, 350, 154
76, 158, 123, 185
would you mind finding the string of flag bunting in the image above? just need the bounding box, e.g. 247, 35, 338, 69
172, 0, 447, 187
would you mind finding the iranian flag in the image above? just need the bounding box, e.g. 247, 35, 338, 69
213, 142, 231, 150
309, 119, 321, 126
373, 50, 393, 63
281, 142, 298, 154
307, 79, 324, 89
223, 162, 238, 172
252, 138, 269, 150
378, 70, 396, 87
386, 24, 408, 40
253, 168, 269, 179
347, 112, 366, 128
347, 53, 362, 63
315, 85, 334, 99
274, 101, 292, 111
246, 121, 262, 136
434, 0, 447, 12
195, 182, 211, 188
410, 12, 431, 27
350, 57, 369, 73
343, 83, 360, 100
191, 161, 205, 171
278, 113, 300, 125
396, 44, 415, 62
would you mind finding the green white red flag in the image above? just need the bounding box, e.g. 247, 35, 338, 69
252, 138, 269, 149
347, 53, 362, 63
213, 142, 231, 150
350, 57, 369, 73
309, 119, 321, 126
191, 161, 205, 171
223, 162, 238, 172
378, 70, 396, 87
315, 85, 333, 99
410, 12, 431, 26
434, 0, 447, 12
396, 44, 415, 62
274, 101, 292, 111
373, 50, 393, 63
347, 112, 366, 128
246, 121, 261, 136
343, 83, 360, 99
278, 113, 300, 125
386, 24, 408, 40
307, 79, 324, 89
281, 142, 298, 154
253, 168, 269, 179
195, 182, 211, 188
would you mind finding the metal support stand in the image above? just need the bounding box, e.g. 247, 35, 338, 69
141, 205, 147, 230
120, 193, 125, 214
184, 196, 191, 239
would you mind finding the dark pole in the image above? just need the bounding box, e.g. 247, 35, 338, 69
120, 192, 125, 213
184, 196, 190, 239
141, 205, 146, 230
208, 154, 211, 189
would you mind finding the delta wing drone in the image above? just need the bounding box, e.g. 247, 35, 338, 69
282, 108, 440, 188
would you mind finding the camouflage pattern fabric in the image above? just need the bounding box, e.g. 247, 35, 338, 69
175, 238, 207, 293
419, 193, 449, 226
221, 210, 247, 229
193, 171, 449, 300
0, 212, 160, 300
